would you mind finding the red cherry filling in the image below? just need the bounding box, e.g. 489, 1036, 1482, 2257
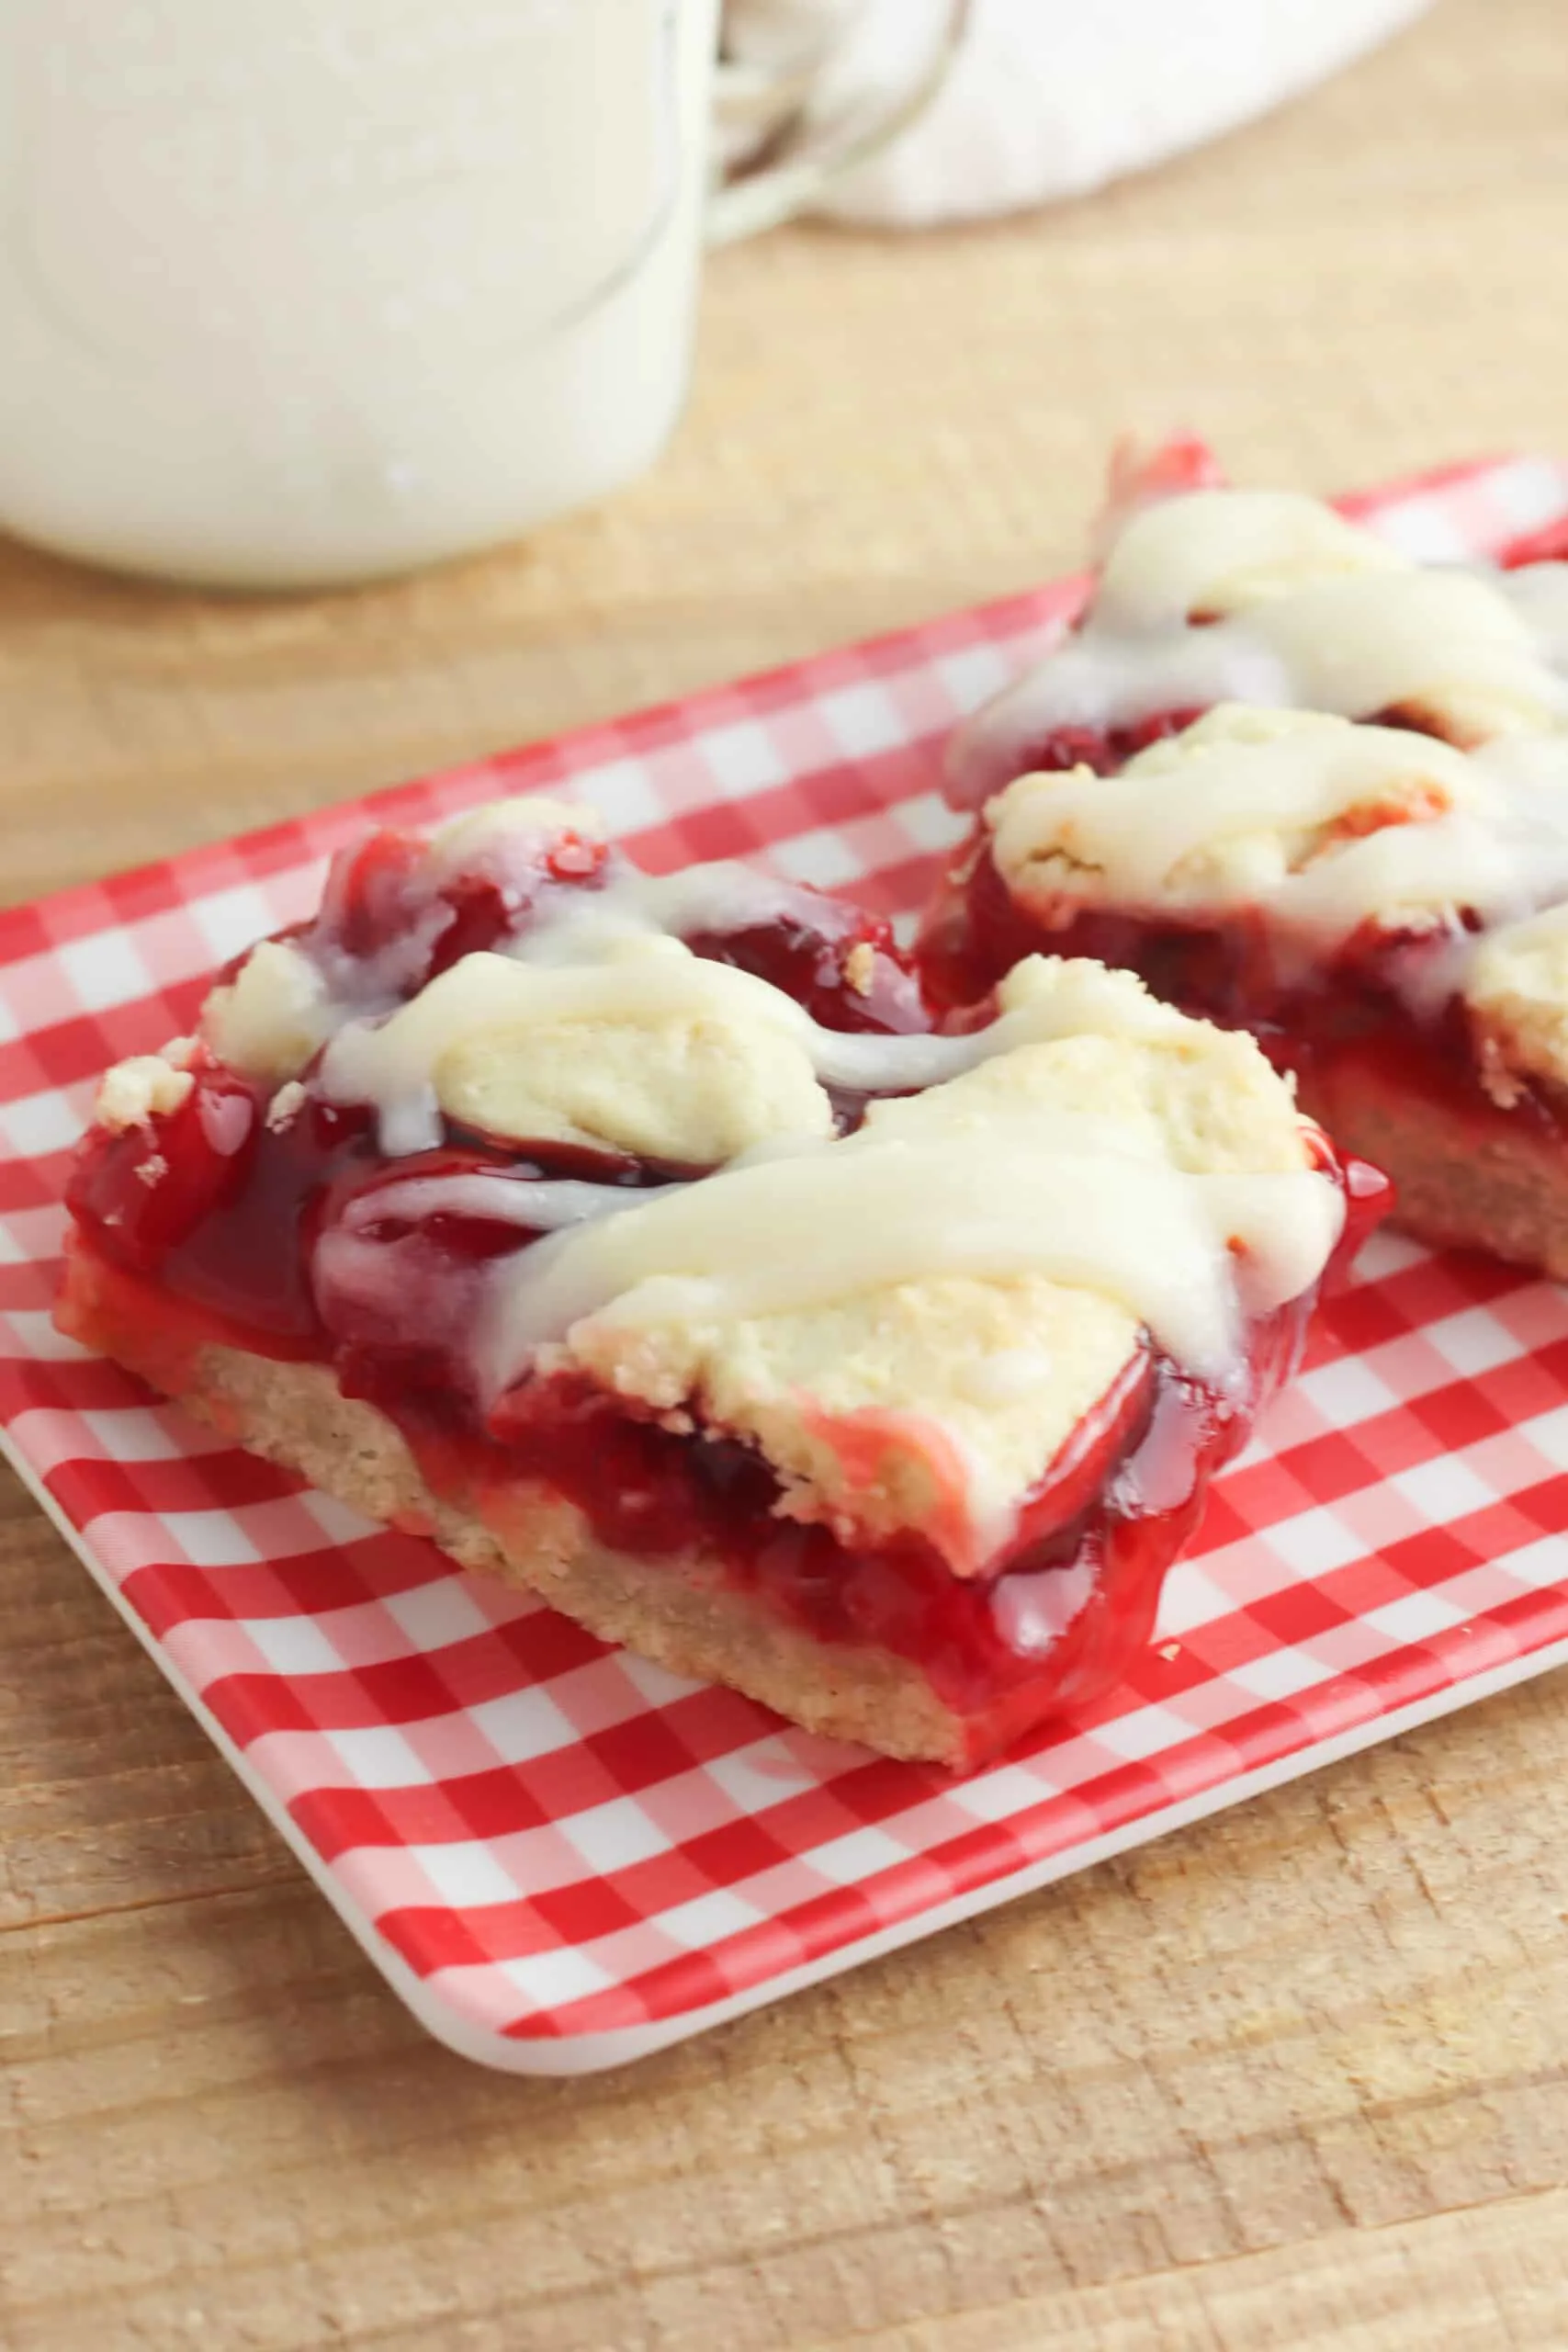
282, 819, 933, 1040
1003, 706, 1212, 782
66, 1061, 372, 1351
682, 906, 930, 1035
300, 821, 615, 996
318, 828, 433, 961
972, 688, 1493, 808
62, 824, 1351, 1753
66, 1065, 1354, 1751
72, 828, 933, 1348
69, 1216, 1303, 1756
921, 835, 1565, 1169
918, 829, 1077, 1015
471, 1345, 1244, 1732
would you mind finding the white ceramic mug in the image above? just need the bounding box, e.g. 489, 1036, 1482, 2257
0, 0, 961, 590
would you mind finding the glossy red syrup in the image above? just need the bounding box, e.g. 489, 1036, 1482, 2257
919, 832, 1566, 1157
71, 825, 922, 1352
65, 1230, 1339, 1758
976, 690, 1484, 800
996, 706, 1211, 784
62, 820, 1375, 1756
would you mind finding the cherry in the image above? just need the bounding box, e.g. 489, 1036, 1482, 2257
684, 907, 928, 1035
67, 1063, 263, 1272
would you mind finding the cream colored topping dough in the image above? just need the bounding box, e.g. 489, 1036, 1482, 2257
94, 1051, 194, 1133
90, 798, 1345, 1577
1467, 902, 1568, 1100
530, 997, 1337, 1572
199, 797, 919, 1163
987, 706, 1568, 1092
203, 938, 338, 1085
948, 488, 1568, 807
565, 1271, 1142, 1576
306, 958, 1341, 1575
319, 943, 841, 1163
1094, 491, 1405, 627
197, 794, 1246, 1165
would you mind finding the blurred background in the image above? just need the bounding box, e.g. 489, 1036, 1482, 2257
2, 0, 1561, 899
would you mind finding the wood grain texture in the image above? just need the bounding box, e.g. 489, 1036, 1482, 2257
6, 2, 1568, 2343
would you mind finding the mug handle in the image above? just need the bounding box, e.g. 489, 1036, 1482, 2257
706, 1, 971, 246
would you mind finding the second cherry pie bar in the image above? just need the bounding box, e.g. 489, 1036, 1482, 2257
945, 439, 1568, 808
922, 446, 1568, 1279
56, 799, 1375, 1767
923, 702, 1568, 1278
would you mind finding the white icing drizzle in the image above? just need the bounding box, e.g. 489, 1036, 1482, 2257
315, 934, 1198, 1156
990, 710, 1568, 1017
286, 794, 1348, 1555
217, 793, 1211, 1160
1257, 571, 1556, 721
504, 858, 839, 967
473, 1124, 1343, 1403
1499, 560, 1568, 665
318, 945, 818, 1155
1093, 490, 1405, 628
1475, 894, 1568, 965
336, 1170, 673, 1235
425, 797, 606, 865
312, 1169, 682, 1361
948, 488, 1568, 808
430, 795, 849, 970
222, 793, 927, 1149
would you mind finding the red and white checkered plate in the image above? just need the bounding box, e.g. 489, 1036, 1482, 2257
6, 455, 1568, 2074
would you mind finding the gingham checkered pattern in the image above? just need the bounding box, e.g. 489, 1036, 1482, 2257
6, 452, 1568, 2068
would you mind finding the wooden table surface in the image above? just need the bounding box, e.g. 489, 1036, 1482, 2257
6, 3, 1568, 2344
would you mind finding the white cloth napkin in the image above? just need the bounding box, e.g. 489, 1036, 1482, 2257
723, 0, 1435, 227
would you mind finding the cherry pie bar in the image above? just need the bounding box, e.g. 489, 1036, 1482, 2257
946, 438, 1568, 809
922, 702, 1568, 1277
56, 799, 1377, 1768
